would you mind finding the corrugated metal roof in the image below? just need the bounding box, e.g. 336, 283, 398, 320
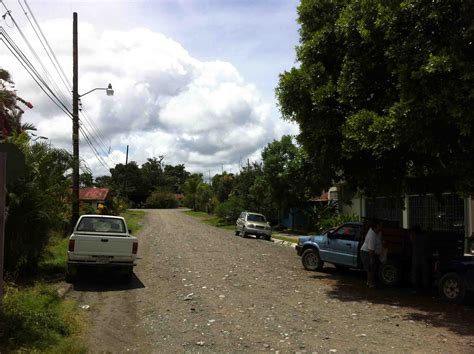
79, 187, 110, 201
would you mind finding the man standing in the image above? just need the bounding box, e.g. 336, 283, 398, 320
360, 220, 383, 288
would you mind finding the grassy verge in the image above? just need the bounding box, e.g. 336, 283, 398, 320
38, 232, 69, 276
121, 210, 146, 234
185, 211, 235, 231
0, 283, 86, 353
272, 234, 299, 244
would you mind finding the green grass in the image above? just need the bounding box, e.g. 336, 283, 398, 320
0, 283, 86, 353
272, 234, 298, 244
38, 233, 69, 276
185, 210, 235, 231
121, 210, 146, 234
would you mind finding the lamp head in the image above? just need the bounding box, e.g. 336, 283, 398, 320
106, 83, 114, 96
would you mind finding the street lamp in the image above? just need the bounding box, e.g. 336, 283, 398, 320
78, 83, 114, 98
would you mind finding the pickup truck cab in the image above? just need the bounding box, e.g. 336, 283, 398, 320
296, 222, 405, 286
296, 222, 363, 270
66, 215, 138, 281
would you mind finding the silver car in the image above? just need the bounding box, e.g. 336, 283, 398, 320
235, 211, 272, 240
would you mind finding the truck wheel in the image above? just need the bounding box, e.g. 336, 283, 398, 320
265, 235, 271, 241
439, 272, 466, 304
241, 231, 247, 238
235, 230, 240, 236
378, 261, 401, 286
302, 249, 324, 271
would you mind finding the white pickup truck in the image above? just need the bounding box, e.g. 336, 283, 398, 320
66, 214, 138, 282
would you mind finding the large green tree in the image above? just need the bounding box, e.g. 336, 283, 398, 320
277, 0, 474, 197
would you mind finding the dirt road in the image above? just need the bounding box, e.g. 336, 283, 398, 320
68, 209, 474, 352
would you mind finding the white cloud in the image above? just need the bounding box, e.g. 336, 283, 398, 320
1, 18, 298, 176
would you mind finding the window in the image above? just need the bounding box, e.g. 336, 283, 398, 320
333, 225, 360, 241
246, 214, 266, 222
77, 217, 126, 233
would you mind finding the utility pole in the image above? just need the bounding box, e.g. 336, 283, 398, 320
124, 145, 129, 195
71, 12, 79, 228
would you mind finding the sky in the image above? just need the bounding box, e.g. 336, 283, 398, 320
0, 0, 300, 178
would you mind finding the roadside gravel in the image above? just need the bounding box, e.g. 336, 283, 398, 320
68, 209, 474, 352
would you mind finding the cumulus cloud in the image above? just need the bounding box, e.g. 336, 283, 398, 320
1, 19, 298, 176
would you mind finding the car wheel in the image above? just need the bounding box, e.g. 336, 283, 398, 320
241, 231, 247, 238
378, 261, 401, 286
302, 248, 324, 271
439, 272, 466, 303
256, 235, 261, 239
265, 235, 271, 241
235, 229, 240, 236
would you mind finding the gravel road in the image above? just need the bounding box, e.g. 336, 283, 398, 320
68, 209, 474, 353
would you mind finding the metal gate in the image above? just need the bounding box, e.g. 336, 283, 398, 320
408, 194, 465, 234
365, 197, 403, 227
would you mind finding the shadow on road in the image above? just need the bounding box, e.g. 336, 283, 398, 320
72, 272, 145, 292
305, 267, 474, 337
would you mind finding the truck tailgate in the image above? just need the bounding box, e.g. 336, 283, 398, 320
72, 233, 135, 256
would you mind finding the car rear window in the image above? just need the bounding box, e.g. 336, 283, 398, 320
76, 217, 126, 233
247, 214, 266, 222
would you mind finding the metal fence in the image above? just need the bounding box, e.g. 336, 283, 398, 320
408, 194, 465, 234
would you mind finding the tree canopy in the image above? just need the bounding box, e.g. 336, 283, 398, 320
276, 0, 474, 197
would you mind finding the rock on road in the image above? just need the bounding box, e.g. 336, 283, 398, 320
68, 209, 474, 352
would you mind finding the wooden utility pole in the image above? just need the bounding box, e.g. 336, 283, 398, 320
72, 12, 79, 228
0, 153, 6, 304
124, 145, 129, 195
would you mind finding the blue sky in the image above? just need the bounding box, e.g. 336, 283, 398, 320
1, 0, 301, 176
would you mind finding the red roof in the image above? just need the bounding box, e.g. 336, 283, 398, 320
79, 188, 110, 201
309, 191, 329, 202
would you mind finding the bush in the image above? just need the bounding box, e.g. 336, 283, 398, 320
0, 284, 85, 352
145, 191, 178, 209
215, 195, 245, 223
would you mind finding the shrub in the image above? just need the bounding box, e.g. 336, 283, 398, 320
0, 284, 85, 352
145, 191, 178, 209
215, 195, 245, 223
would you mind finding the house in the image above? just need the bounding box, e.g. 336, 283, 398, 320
280, 187, 338, 230
79, 187, 112, 213
338, 187, 473, 252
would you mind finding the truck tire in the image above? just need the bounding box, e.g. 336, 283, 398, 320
235, 230, 240, 236
241, 231, 247, 238
378, 261, 402, 286
302, 248, 324, 271
439, 272, 466, 304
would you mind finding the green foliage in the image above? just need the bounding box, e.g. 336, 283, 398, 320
183, 174, 204, 210
120, 210, 146, 233
185, 210, 235, 230
0, 284, 85, 352
304, 201, 360, 232
212, 173, 235, 202
277, 0, 474, 196
5, 135, 72, 276
145, 190, 178, 209
38, 233, 68, 275
215, 194, 246, 222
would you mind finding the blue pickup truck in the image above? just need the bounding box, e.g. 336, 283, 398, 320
296, 221, 474, 302
295, 222, 405, 286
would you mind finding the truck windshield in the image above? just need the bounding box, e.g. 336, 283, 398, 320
76, 217, 126, 233
247, 214, 266, 222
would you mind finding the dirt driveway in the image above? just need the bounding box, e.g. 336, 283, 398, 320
68, 209, 474, 352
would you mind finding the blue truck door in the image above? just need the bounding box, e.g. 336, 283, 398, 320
325, 224, 360, 267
